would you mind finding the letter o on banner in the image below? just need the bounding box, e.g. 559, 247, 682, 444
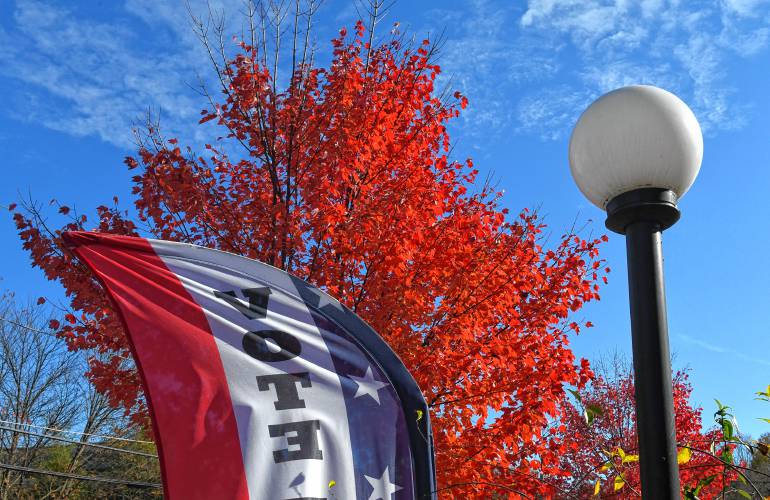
243, 329, 301, 362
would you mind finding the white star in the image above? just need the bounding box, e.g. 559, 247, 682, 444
364, 467, 402, 500
349, 366, 388, 404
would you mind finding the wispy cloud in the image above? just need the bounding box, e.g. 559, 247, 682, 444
0, 0, 367, 149
432, 0, 770, 140
0, 0, 245, 148
2, 0, 770, 147
427, 0, 562, 139
515, 86, 592, 141
677, 333, 770, 368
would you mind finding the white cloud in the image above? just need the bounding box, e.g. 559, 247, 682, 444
580, 60, 679, 94
3, 0, 770, 146
722, 0, 770, 17
514, 0, 770, 137
429, 0, 562, 139
0, 0, 245, 148
0, 0, 347, 148
678, 333, 770, 367
434, 0, 770, 141
516, 87, 593, 141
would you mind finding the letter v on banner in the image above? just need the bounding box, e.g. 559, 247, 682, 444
62, 231, 436, 500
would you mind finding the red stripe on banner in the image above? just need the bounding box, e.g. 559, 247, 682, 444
63, 231, 249, 500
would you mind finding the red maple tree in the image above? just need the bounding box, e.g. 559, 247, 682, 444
13, 12, 610, 497
550, 357, 736, 498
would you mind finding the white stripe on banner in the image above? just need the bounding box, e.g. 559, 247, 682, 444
151, 241, 356, 500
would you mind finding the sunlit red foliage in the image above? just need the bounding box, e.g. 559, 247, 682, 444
13, 21, 608, 497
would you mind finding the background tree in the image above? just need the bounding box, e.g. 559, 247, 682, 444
550, 353, 739, 498
0, 294, 160, 498
0, 293, 83, 498
12, 1, 609, 496
726, 432, 770, 498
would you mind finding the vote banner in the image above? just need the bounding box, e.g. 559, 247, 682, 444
63, 231, 435, 500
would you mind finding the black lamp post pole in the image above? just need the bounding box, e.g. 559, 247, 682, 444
606, 187, 682, 498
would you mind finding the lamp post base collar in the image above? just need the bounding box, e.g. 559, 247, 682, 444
605, 188, 680, 234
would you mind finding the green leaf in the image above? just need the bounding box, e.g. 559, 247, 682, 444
682, 486, 699, 500
714, 399, 732, 419
694, 475, 716, 495
568, 388, 582, 403
721, 446, 734, 465
587, 404, 604, 416
613, 475, 625, 492
721, 418, 734, 441
737, 489, 752, 499
584, 404, 604, 426
677, 447, 692, 465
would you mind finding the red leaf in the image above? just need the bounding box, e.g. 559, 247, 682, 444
36, 297, 46, 305
48, 319, 60, 330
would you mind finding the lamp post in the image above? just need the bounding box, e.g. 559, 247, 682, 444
568, 85, 703, 498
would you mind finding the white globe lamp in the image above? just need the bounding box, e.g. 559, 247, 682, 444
569, 85, 703, 233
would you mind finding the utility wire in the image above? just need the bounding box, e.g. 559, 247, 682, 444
0, 420, 154, 445
0, 425, 157, 458
0, 462, 161, 489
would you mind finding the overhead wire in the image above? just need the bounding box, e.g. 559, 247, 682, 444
0, 462, 161, 489
0, 420, 154, 445
0, 425, 157, 458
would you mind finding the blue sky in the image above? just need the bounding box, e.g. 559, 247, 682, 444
1, 0, 770, 437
